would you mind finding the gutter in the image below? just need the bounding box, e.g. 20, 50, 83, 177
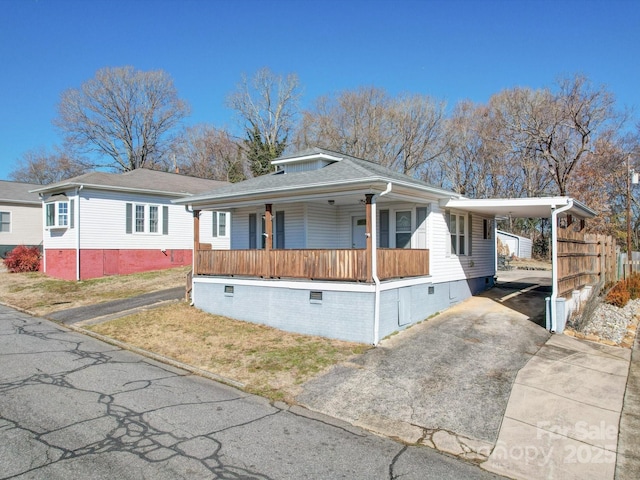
549, 199, 573, 333
372, 182, 393, 345
75, 186, 83, 281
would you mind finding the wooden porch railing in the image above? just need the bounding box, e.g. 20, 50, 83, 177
195, 248, 429, 282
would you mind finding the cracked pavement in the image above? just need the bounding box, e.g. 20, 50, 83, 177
0, 305, 501, 479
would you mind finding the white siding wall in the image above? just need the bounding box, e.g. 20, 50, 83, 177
199, 211, 231, 250
43, 189, 201, 251
230, 207, 253, 250
305, 204, 339, 248
0, 203, 42, 246
42, 190, 78, 249
428, 203, 495, 283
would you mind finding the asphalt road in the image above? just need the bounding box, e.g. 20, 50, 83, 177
0, 305, 503, 479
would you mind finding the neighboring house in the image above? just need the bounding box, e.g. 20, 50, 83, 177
0, 180, 43, 259
497, 230, 533, 259
31, 169, 230, 281
174, 148, 594, 344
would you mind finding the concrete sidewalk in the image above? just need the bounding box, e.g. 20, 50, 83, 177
482, 334, 631, 480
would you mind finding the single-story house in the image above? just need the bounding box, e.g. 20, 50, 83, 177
31, 169, 230, 281
497, 230, 533, 259
175, 147, 595, 344
0, 180, 43, 259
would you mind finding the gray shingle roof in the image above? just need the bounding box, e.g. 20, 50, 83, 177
0, 180, 42, 204
178, 147, 457, 205
30, 169, 228, 197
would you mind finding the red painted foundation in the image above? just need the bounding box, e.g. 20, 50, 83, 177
45, 249, 192, 280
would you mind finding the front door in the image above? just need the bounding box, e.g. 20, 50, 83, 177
352, 217, 367, 248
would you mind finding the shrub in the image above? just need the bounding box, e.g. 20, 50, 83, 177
3, 245, 41, 273
605, 279, 631, 308
628, 274, 640, 300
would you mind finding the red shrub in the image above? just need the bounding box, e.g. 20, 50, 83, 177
3, 245, 41, 273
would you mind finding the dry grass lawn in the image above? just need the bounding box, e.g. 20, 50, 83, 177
88, 302, 370, 402
0, 267, 190, 316
0, 266, 370, 401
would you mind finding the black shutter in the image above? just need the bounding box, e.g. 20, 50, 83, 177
379, 210, 389, 248
126, 203, 132, 234
249, 213, 257, 249
275, 211, 285, 249
163, 206, 169, 235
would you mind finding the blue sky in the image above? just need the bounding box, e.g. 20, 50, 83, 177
1, 0, 639, 180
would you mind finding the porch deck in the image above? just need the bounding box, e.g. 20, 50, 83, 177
195, 248, 429, 282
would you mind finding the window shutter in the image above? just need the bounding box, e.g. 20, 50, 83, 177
379, 210, 389, 248
126, 203, 132, 234
162, 206, 169, 235
275, 211, 285, 249
212, 212, 218, 238
445, 209, 451, 256
249, 213, 257, 249
416, 207, 428, 249
468, 214, 473, 256
70, 199, 75, 229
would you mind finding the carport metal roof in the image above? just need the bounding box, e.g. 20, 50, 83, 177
442, 195, 596, 334
440, 196, 596, 220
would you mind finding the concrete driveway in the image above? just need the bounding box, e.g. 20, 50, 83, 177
297, 271, 552, 461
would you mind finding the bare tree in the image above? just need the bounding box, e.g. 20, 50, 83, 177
169, 124, 246, 182
227, 67, 301, 176
295, 87, 447, 177
9, 147, 88, 184
499, 75, 617, 196
55, 66, 190, 172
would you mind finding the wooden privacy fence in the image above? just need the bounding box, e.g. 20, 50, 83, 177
557, 229, 617, 298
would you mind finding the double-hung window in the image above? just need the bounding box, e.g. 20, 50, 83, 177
212, 212, 228, 237
449, 212, 467, 255
395, 211, 412, 249
126, 203, 168, 235
0, 211, 10, 232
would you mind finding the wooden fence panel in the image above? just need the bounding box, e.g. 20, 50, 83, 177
557, 229, 617, 298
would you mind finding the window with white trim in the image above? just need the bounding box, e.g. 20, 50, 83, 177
395, 211, 412, 249
126, 203, 167, 235
449, 212, 467, 255
212, 211, 228, 238
45, 201, 69, 228
0, 211, 10, 233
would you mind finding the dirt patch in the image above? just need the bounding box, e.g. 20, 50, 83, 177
87, 302, 370, 402
0, 267, 190, 316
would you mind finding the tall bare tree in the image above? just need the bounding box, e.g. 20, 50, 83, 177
55, 66, 190, 171
497, 75, 617, 196
295, 87, 447, 177
227, 67, 301, 176
169, 124, 246, 182
9, 147, 88, 184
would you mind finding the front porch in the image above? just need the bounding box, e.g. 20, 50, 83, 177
194, 247, 430, 282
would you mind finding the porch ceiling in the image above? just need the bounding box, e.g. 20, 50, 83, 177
441, 197, 596, 220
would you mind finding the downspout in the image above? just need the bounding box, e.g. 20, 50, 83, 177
372, 182, 393, 345
549, 199, 573, 333
75, 186, 83, 281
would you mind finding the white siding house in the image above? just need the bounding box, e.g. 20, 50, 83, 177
0, 180, 42, 258
175, 148, 498, 344
31, 169, 229, 280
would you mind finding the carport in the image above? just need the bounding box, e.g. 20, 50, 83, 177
441, 196, 597, 333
